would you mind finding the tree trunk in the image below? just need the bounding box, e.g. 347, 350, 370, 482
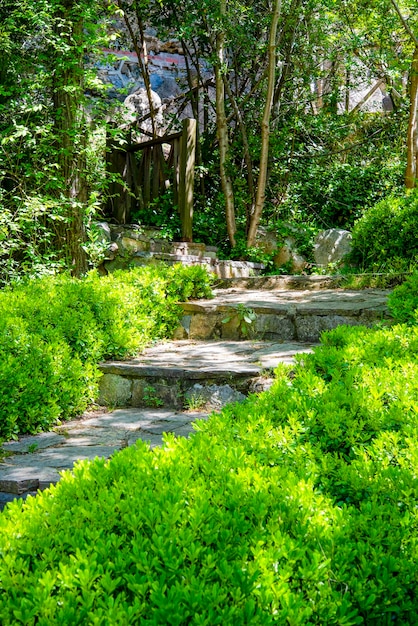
215, 0, 236, 247
406, 46, 418, 188
389, 0, 418, 188
247, 0, 281, 247
52, 0, 88, 276
223, 76, 255, 226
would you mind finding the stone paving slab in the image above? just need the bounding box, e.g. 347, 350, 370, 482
0, 408, 209, 505
214, 275, 344, 290
100, 340, 315, 376
192, 288, 390, 314
97, 340, 316, 408
176, 289, 390, 342
2, 432, 67, 454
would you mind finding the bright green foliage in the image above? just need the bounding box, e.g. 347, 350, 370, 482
0, 264, 213, 439
349, 190, 418, 270
388, 272, 418, 324
1, 322, 418, 623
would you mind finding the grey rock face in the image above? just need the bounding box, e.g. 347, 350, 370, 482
98, 374, 132, 406
314, 229, 352, 266
185, 384, 246, 410
123, 88, 164, 137
273, 237, 307, 273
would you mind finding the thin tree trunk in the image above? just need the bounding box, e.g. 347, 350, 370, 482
389, 0, 418, 188
215, 0, 236, 247
406, 46, 418, 188
247, 0, 281, 247
119, 1, 157, 138
222, 76, 255, 222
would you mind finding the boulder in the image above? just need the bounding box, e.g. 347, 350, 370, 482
94, 222, 112, 243
273, 238, 307, 273
255, 227, 280, 255
123, 88, 165, 137
314, 229, 352, 266
185, 384, 246, 410
98, 374, 132, 407
255, 227, 307, 273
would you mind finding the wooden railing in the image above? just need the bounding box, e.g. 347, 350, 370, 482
105, 118, 197, 241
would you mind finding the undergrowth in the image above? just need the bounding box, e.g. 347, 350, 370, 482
0, 264, 213, 440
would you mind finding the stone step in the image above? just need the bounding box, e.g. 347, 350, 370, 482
174, 288, 391, 342
104, 252, 265, 278
214, 274, 344, 290
0, 408, 210, 503
97, 340, 315, 409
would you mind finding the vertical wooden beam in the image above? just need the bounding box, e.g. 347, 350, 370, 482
152, 146, 160, 201
173, 137, 180, 207
105, 130, 132, 224
178, 118, 197, 242
143, 146, 151, 208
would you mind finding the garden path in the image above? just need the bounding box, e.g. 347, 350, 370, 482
0, 279, 391, 510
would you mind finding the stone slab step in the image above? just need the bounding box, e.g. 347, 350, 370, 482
104, 253, 265, 278
0, 408, 209, 503
97, 340, 315, 409
214, 274, 344, 290
130, 254, 265, 278
174, 288, 391, 342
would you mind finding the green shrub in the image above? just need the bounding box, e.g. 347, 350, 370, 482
388, 271, 418, 324
0, 318, 96, 440
1, 323, 418, 623
349, 191, 418, 270
0, 265, 214, 439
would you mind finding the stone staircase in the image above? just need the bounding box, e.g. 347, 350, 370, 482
0, 261, 392, 508
97, 277, 391, 410
99, 225, 265, 278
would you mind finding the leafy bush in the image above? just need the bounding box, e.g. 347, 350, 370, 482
279, 161, 404, 230
388, 271, 418, 324
349, 191, 418, 270
1, 323, 418, 623
0, 193, 68, 284
0, 264, 213, 439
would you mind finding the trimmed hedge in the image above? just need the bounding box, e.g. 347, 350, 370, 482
0, 264, 213, 440
1, 321, 418, 624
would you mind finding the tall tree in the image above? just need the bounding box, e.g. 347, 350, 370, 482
0, 0, 112, 277
246, 0, 281, 247
50, 0, 90, 275
389, 0, 418, 188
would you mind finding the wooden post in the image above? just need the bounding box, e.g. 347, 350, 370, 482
172, 137, 180, 207
105, 131, 132, 224
143, 146, 151, 207
178, 118, 197, 242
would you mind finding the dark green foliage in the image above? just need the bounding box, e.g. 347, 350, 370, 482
349, 191, 418, 270
278, 161, 404, 230
1, 323, 418, 623
265, 113, 406, 233
0, 264, 213, 439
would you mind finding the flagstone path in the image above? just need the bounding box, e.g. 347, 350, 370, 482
0, 279, 392, 511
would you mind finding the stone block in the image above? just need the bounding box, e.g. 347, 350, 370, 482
185, 383, 246, 410
295, 314, 357, 342
220, 314, 241, 339
189, 313, 222, 340
98, 374, 132, 406
131, 379, 183, 409
254, 314, 296, 341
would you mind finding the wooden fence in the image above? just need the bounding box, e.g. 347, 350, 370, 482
105, 118, 197, 241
